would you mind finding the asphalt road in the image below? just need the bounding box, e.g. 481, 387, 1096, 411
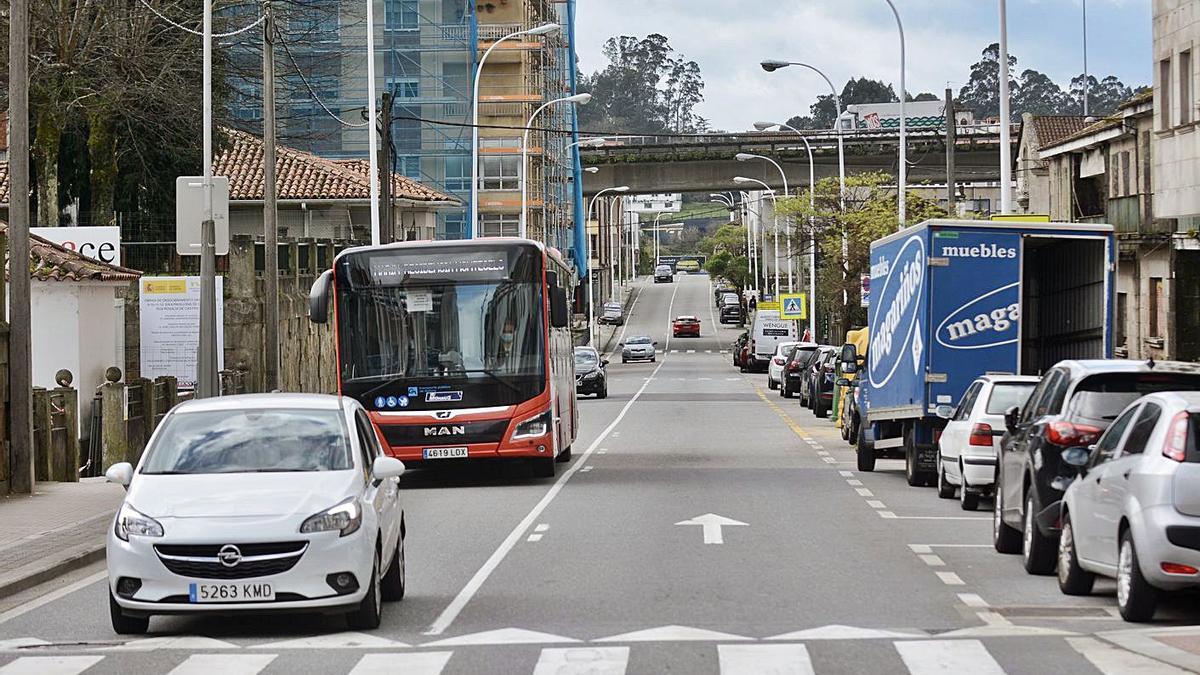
1, 273, 1196, 674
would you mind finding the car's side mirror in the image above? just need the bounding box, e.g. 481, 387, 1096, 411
1004, 405, 1021, 433
840, 343, 858, 364
842, 361, 858, 374
618, 342, 625, 347
601, 359, 609, 367
653, 341, 659, 346
372, 456, 406, 481
935, 404, 955, 420
309, 269, 333, 324
106, 462, 134, 488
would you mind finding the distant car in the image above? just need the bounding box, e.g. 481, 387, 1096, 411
781, 344, 820, 399
105, 394, 407, 635
995, 359, 1200, 576
1058, 391, 1200, 621
672, 316, 701, 338
732, 332, 750, 368
676, 259, 701, 273
935, 375, 1039, 510
654, 265, 674, 283
719, 304, 744, 325
768, 341, 808, 390
574, 346, 608, 398
718, 291, 740, 308
599, 302, 624, 326
621, 335, 657, 363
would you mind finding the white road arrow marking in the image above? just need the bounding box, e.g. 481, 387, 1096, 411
674, 513, 748, 544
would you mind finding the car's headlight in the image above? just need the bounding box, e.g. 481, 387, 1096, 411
512, 410, 552, 440
114, 503, 164, 541
300, 497, 362, 537
583, 371, 600, 380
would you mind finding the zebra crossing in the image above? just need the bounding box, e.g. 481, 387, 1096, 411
0, 636, 1175, 675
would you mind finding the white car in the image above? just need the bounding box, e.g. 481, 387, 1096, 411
1058, 391, 1200, 622
105, 394, 407, 634
936, 375, 1039, 510
767, 341, 811, 390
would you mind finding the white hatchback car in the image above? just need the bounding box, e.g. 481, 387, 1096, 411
936, 375, 1039, 511
105, 394, 406, 634
1058, 391, 1200, 622
767, 341, 812, 390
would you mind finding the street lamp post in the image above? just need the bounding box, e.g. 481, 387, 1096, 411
758, 61, 846, 210
586, 185, 630, 345
470, 22, 560, 239
998, 0, 1013, 214
735, 177, 780, 296
736, 153, 791, 294
520, 92, 591, 239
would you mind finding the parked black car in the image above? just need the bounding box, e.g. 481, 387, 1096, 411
806, 349, 838, 418
781, 344, 820, 399
574, 346, 609, 398
995, 359, 1200, 575
719, 303, 744, 325
800, 347, 836, 409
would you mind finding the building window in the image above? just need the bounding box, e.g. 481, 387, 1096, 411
1150, 277, 1164, 338
1161, 57, 1173, 130
440, 213, 465, 240
385, 0, 419, 31
290, 5, 339, 39
480, 137, 520, 150
480, 154, 520, 190
396, 155, 421, 180
444, 155, 469, 192
1182, 50, 1193, 126
480, 214, 519, 238
388, 77, 419, 99
1117, 292, 1128, 349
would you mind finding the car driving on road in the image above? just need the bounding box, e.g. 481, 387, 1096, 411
1058, 391, 1200, 621
621, 335, 657, 363
935, 375, 1039, 511
672, 315, 701, 338
654, 265, 674, 283
104, 394, 407, 634
995, 360, 1200, 576
574, 346, 608, 398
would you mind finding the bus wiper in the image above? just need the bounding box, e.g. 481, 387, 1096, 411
354, 375, 411, 402
461, 368, 522, 395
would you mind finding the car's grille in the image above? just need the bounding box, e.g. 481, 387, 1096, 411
381, 419, 509, 447
155, 542, 307, 580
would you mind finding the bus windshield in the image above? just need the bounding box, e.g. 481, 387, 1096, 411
335, 245, 546, 410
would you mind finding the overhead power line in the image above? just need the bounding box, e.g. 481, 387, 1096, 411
137, 0, 266, 38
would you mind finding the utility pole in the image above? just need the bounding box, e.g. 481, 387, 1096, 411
1082, 0, 1090, 117
945, 87, 957, 214
9, 0, 34, 493
998, 0, 1013, 214
263, 1, 280, 393
379, 92, 394, 243
196, 0, 219, 399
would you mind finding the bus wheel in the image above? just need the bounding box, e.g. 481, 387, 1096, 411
532, 456, 556, 478
556, 446, 572, 463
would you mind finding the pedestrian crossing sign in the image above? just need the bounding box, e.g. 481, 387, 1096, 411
779, 293, 808, 320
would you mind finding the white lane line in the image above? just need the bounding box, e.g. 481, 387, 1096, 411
936, 572, 966, 586
686, 349, 696, 354
724, 377, 739, 381
612, 282, 646, 350
866, 500, 887, 509
838, 470, 854, 477
423, 357, 670, 636
908, 544, 933, 554
817, 450, 830, 456
846, 479, 862, 486
698, 377, 712, 381
0, 656, 104, 675
534, 524, 550, 533
894, 640, 1005, 675
0, 570, 108, 625
533, 647, 630, 675
581, 466, 594, 473
598, 449, 608, 454
527, 534, 543, 542
169, 655, 277, 675
883, 515, 991, 521
662, 282, 681, 354
718, 644, 815, 675
350, 653, 454, 675
1067, 637, 1191, 675
918, 554, 946, 567
822, 457, 837, 464
879, 511, 898, 518
855, 487, 874, 497
958, 593, 989, 608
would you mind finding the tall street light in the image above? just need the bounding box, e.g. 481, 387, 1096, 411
998, 0, 1013, 214
754, 122, 818, 340
759, 60, 846, 211
736, 153, 791, 294
521, 92, 591, 239
586, 185, 630, 345
470, 22, 560, 239
735, 177, 780, 296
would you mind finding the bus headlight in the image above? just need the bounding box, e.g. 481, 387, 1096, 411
512, 410, 552, 440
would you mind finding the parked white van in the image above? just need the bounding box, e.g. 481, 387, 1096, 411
749, 310, 798, 372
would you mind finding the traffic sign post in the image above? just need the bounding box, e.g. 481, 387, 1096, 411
779, 293, 808, 320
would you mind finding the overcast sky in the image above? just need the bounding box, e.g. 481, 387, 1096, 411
574, 0, 1152, 131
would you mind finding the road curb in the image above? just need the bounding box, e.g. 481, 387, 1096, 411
599, 282, 644, 355
0, 540, 107, 601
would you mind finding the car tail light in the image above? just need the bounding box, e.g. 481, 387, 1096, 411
787, 363, 799, 371
1046, 421, 1103, 447
1163, 411, 1190, 462
969, 423, 994, 447
773, 356, 785, 366
1161, 562, 1199, 575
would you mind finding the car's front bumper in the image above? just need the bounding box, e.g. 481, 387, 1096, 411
576, 376, 605, 393
623, 351, 655, 361
107, 518, 374, 617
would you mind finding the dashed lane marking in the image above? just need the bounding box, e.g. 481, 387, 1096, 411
936, 572, 966, 586
855, 488, 874, 497
349, 653, 454, 675
895, 640, 1005, 675
532, 647, 629, 675
526, 534, 543, 542
866, 500, 887, 509
168, 654, 277, 675
958, 593, 990, 609
838, 471, 854, 477
918, 554, 946, 567
534, 524, 549, 533
846, 479, 863, 486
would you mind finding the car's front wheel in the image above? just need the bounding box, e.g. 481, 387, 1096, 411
597, 385, 608, 399
347, 552, 382, 630
381, 534, 406, 601
1022, 491, 1057, 575
109, 592, 149, 635
993, 484, 1022, 553
1057, 513, 1094, 596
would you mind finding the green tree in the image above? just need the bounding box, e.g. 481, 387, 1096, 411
787, 77, 898, 130
1070, 74, 1134, 116
1012, 69, 1071, 116
958, 43, 1017, 119
775, 172, 946, 336
698, 223, 751, 290
578, 34, 707, 133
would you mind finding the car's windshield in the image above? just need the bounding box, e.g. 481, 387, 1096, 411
986, 383, 1036, 414
574, 349, 599, 367
627, 336, 652, 345
141, 409, 351, 474
1067, 373, 1200, 427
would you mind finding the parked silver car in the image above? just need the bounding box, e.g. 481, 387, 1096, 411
1058, 391, 1200, 621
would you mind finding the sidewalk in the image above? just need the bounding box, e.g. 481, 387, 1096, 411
0, 479, 125, 599
1098, 626, 1200, 671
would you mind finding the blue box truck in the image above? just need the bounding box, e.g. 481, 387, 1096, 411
842, 219, 1116, 485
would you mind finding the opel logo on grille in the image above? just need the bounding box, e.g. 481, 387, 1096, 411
217, 544, 243, 568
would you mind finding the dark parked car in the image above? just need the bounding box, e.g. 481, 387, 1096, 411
574, 346, 608, 398
781, 344, 820, 399
800, 347, 836, 409
732, 332, 750, 369
720, 303, 744, 325
994, 359, 1200, 575
805, 349, 839, 418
